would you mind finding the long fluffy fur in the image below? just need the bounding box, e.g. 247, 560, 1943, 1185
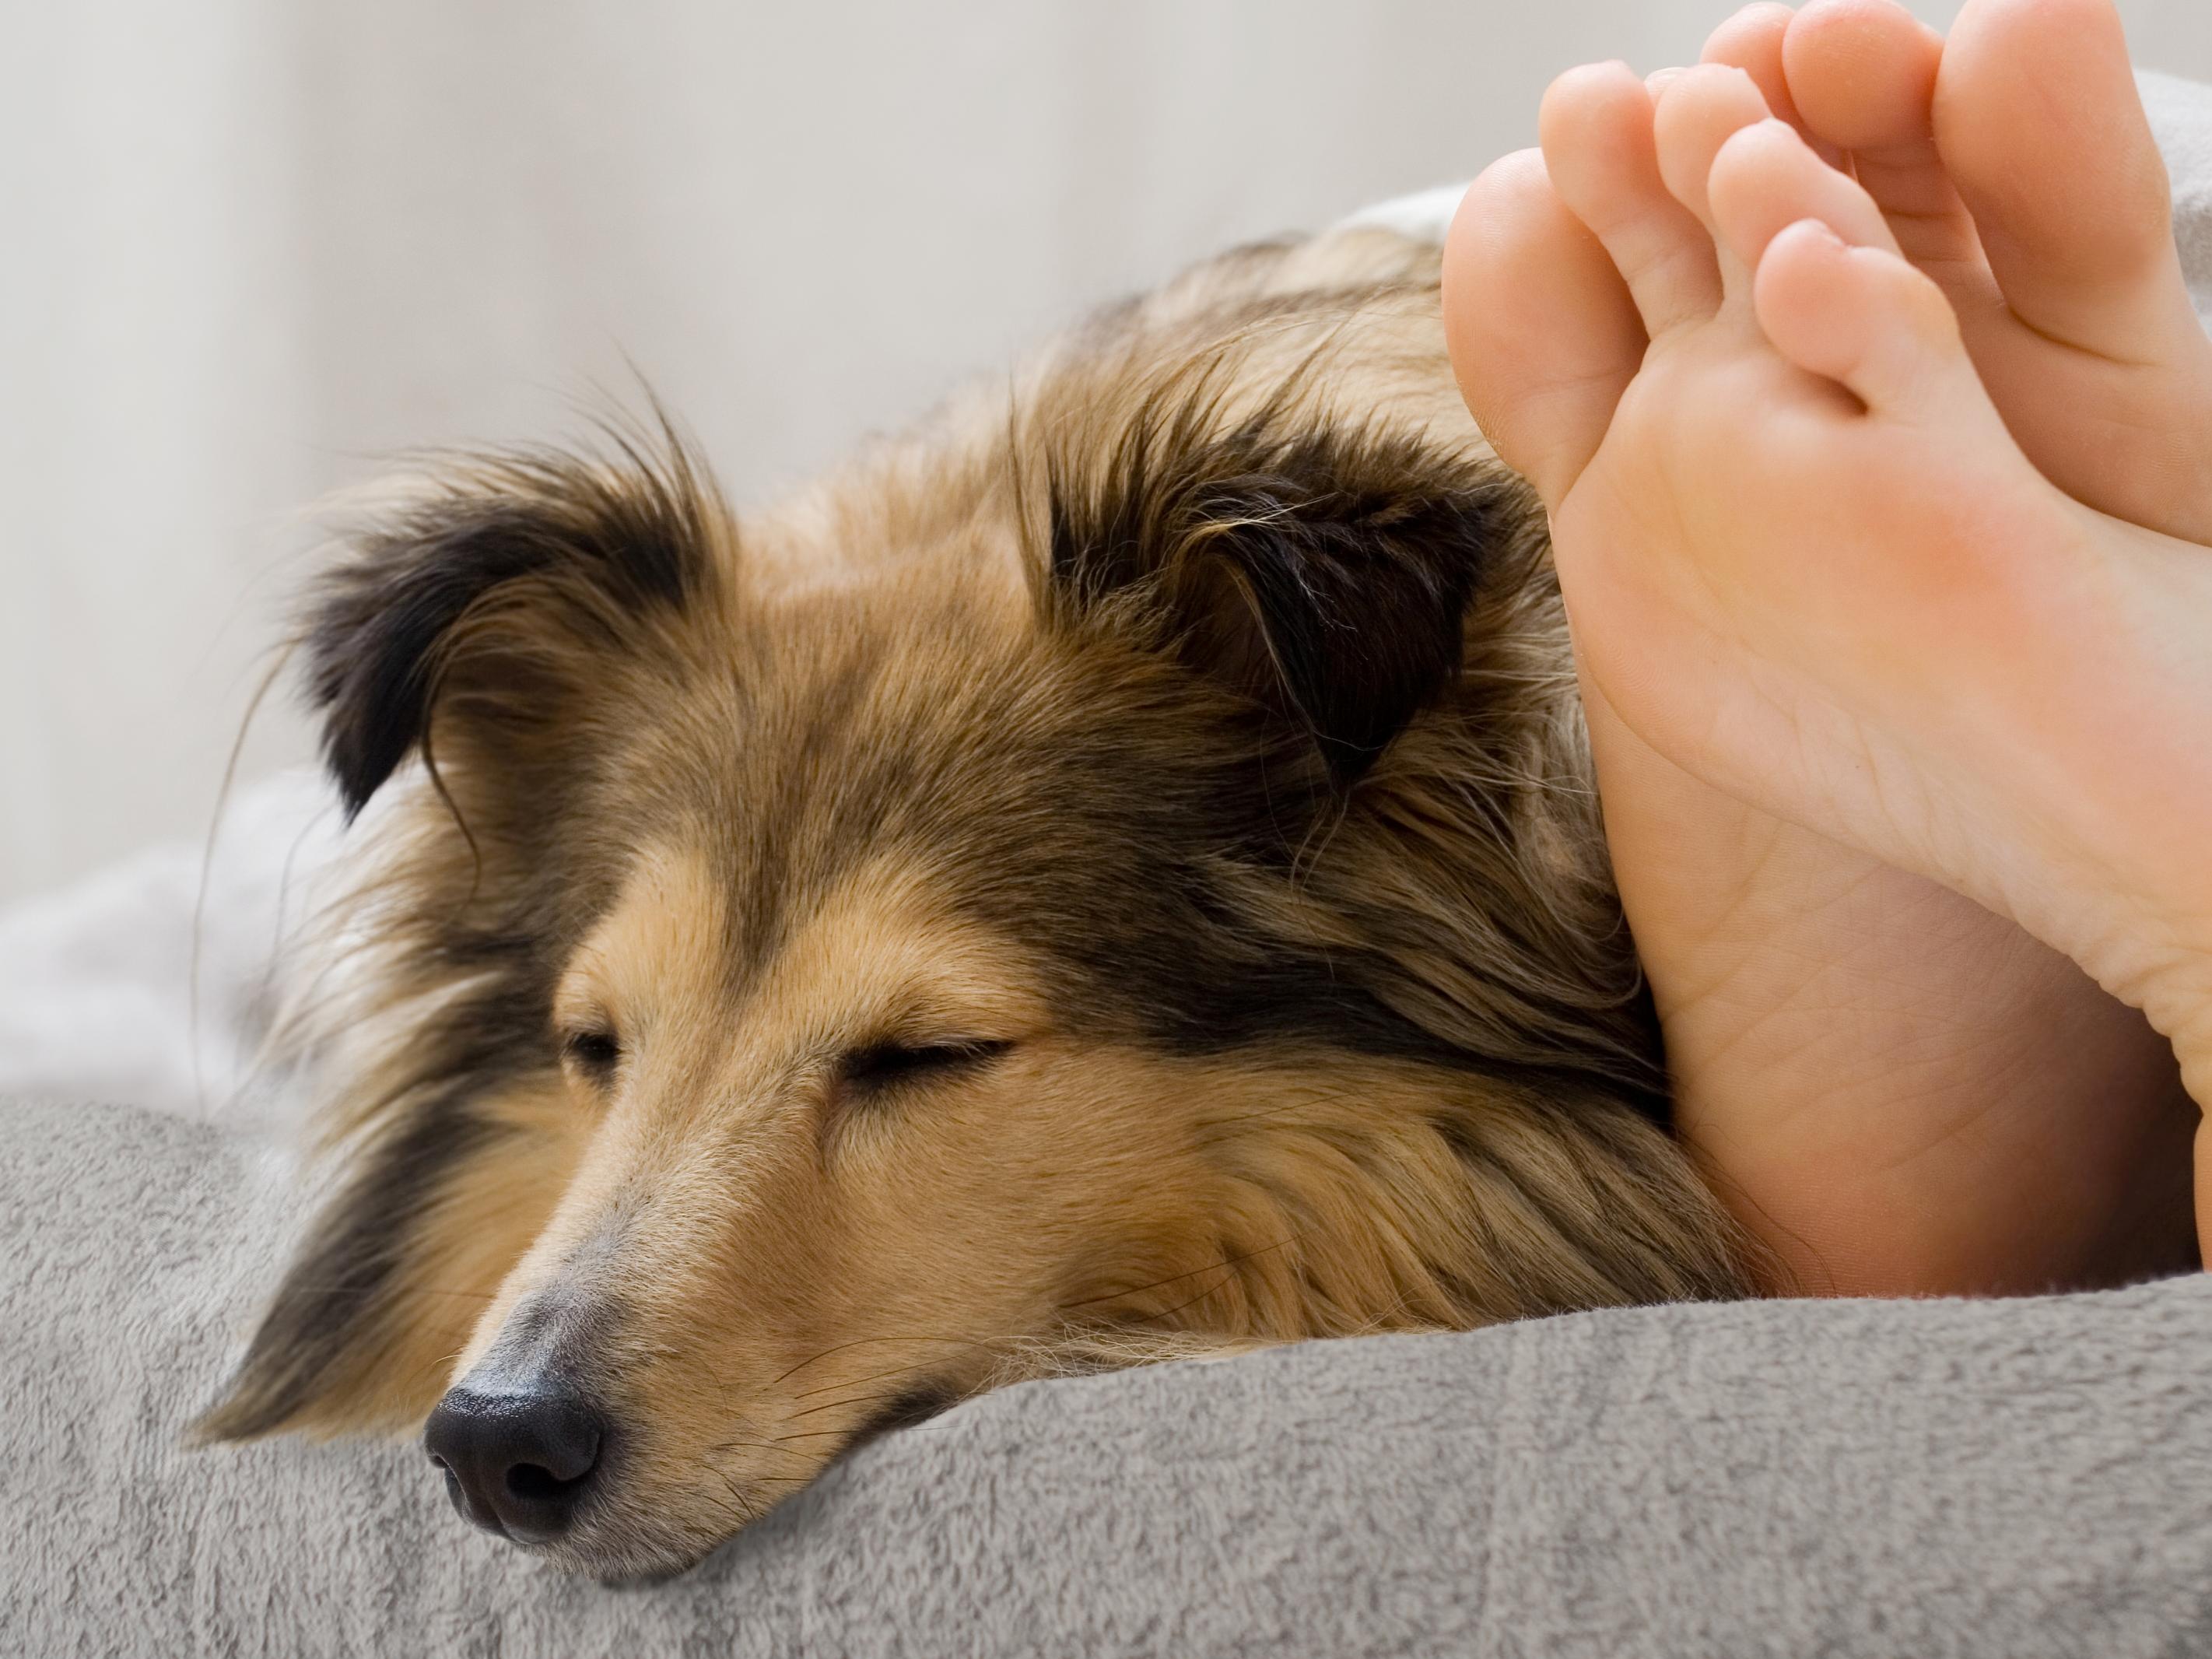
197, 224, 1756, 1576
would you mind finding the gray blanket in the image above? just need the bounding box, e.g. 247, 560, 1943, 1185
6, 1096, 2211, 1657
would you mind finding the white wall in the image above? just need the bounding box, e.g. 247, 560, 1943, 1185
5, 1, 2210, 904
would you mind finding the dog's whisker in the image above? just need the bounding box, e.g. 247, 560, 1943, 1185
763, 1424, 873, 1444
770, 1387, 915, 1430
781, 1348, 989, 1405
705, 1437, 816, 1465
762, 1333, 994, 1394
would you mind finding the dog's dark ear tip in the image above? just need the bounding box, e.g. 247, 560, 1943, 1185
326, 751, 391, 823
1044, 409, 1516, 785
294, 435, 726, 820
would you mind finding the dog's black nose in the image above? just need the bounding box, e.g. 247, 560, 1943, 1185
424, 1384, 606, 1543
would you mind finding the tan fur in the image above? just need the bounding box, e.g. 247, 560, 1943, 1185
198, 223, 1757, 1577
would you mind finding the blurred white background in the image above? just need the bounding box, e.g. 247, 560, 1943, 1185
5, 0, 2210, 906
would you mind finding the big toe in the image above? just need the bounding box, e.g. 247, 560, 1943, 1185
1442, 149, 1645, 509
1937, 0, 2198, 354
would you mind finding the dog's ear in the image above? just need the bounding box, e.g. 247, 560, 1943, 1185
191, 442, 731, 1443
1045, 411, 1534, 782
305, 440, 727, 818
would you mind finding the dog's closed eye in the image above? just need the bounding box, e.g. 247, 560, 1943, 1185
841, 1040, 1011, 1094
562, 1028, 622, 1080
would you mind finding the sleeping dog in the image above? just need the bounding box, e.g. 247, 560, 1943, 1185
197, 223, 1753, 1579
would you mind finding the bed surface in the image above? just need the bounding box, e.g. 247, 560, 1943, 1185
7, 1095, 2212, 1658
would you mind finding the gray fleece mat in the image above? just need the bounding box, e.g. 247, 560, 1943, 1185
5, 1096, 2210, 1657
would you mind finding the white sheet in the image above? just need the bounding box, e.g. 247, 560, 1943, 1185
0, 769, 340, 1123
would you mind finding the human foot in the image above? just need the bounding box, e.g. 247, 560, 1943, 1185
1444, 27, 2198, 1293
1698, 0, 2212, 1271
1534, 66, 2212, 1140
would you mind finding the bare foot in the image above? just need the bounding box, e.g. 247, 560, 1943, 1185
1443, 6, 2200, 1292
1511, 55, 2212, 1237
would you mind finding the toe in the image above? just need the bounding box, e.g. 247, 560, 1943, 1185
1690, 114, 1972, 418
1442, 150, 1645, 508
1699, 3, 1828, 148
1937, 0, 2197, 355
1708, 118, 1902, 273
1702, 119, 1970, 418
1783, 0, 1944, 152
1652, 65, 1779, 267
1754, 219, 1972, 419
1539, 62, 1723, 339
1783, 0, 1983, 268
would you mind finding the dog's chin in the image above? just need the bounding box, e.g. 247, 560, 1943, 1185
524, 1522, 722, 1586
503, 1400, 949, 1579
588, 1556, 710, 1591
470, 1488, 741, 1583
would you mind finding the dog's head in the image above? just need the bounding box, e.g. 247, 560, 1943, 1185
197, 313, 1743, 1577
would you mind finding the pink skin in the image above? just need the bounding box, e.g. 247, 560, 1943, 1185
1444, 0, 2212, 1289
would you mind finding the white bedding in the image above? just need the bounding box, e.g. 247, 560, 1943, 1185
0, 769, 339, 1124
